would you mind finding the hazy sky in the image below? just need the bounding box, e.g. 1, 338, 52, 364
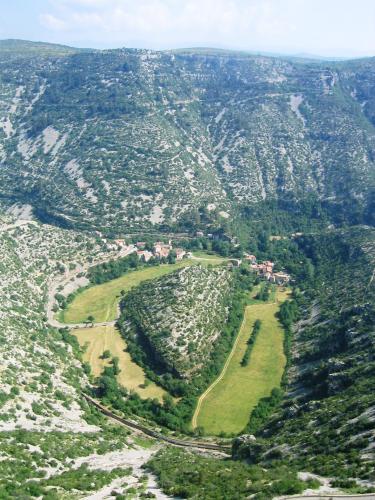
1, 0, 375, 57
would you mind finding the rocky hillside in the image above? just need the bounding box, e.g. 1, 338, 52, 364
120, 265, 233, 378
0, 216, 171, 498
0, 42, 374, 233
0, 216, 107, 432
235, 226, 375, 480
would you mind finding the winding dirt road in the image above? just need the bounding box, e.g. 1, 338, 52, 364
46, 246, 136, 329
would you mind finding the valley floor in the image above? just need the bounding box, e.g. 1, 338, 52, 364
56, 252, 227, 402
194, 287, 289, 435
59, 254, 225, 324
73, 325, 167, 401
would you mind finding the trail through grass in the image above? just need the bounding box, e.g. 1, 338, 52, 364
73, 325, 167, 401
194, 287, 290, 435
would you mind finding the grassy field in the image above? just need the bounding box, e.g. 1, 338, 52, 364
194, 287, 290, 435
73, 325, 167, 401
59, 253, 225, 324
191, 251, 225, 261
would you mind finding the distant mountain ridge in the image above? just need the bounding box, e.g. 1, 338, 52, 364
0, 39, 86, 56
0, 40, 374, 234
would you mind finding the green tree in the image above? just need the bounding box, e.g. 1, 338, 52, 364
87, 315, 95, 326
101, 350, 111, 359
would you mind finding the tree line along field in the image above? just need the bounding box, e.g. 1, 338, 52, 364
195, 287, 289, 435
59, 253, 225, 324
59, 254, 290, 435
60, 253, 227, 403
73, 325, 167, 401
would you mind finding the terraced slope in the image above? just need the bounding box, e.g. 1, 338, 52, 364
120, 265, 233, 378
0, 43, 374, 233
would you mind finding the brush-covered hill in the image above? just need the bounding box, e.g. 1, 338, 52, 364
0, 43, 374, 233
0, 216, 161, 497
119, 265, 233, 379
234, 226, 375, 480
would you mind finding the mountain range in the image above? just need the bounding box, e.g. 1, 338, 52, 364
0, 40, 374, 499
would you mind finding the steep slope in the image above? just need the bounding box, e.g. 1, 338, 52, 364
0, 215, 177, 498
119, 265, 233, 378
235, 227, 375, 480
1, 41, 375, 498
0, 216, 107, 432
0, 44, 374, 233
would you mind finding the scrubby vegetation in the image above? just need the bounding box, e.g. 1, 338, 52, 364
0, 219, 109, 432
0, 218, 162, 497
146, 446, 314, 499
235, 227, 375, 480
0, 44, 374, 233
0, 421, 143, 497
119, 265, 233, 379
0, 40, 375, 497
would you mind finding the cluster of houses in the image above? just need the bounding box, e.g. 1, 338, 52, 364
104, 237, 191, 263
229, 253, 291, 285
136, 240, 192, 262
102, 234, 290, 284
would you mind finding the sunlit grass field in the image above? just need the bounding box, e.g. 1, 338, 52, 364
60, 253, 225, 324
195, 288, 289, 435
73, 325, 167, 401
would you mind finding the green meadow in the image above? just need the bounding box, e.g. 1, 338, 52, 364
59, 253, 225, 324
194, 288, 289, 435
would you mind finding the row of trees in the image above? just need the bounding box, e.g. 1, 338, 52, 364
241, 319, 262, 367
